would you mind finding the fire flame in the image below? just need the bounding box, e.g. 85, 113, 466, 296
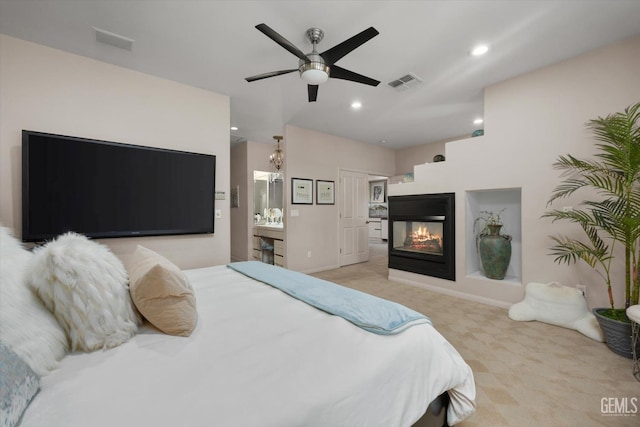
413, 226, 441, 243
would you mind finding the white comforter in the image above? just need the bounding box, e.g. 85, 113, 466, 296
21, 265, 475, 426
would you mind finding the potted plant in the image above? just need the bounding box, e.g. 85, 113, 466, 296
474, 209, 512, 280
543, 101, 640, 358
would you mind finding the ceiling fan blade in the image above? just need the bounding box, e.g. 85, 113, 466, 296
255, 23, 309, 62
330, 65, 380, 86
245, 69, 298, 82
308, 85, 318, 102
320, 27, 379, 65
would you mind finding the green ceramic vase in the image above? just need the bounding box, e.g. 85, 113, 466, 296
478, 224, 512, 280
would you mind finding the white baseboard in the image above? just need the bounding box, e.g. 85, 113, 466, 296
389, 271, 512, 310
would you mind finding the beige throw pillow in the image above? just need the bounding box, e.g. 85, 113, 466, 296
128, 246, 197, 336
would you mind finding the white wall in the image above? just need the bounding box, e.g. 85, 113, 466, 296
394, 137, 451, 176
389, 35, 640, 309
284, 125, 395, 273
0, 35, 231, 269
230, 142, 248, 262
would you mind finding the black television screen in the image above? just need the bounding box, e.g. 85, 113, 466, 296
22, 130, 215, 242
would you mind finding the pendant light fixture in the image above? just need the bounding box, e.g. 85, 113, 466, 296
270, 135, 284, 171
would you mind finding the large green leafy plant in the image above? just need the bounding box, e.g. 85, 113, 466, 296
543, 102, 640, 321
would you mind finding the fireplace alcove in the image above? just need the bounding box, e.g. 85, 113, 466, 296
388, 193, 455, 281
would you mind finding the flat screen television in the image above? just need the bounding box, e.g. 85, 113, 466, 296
22, 130, 216, 242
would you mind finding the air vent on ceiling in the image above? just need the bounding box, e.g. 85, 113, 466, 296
93, 27, 134, 51
387, 73, 423, 91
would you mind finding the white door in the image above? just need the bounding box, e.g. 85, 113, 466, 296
339, 170, 369, 266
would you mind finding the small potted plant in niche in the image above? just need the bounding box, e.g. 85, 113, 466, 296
543, 102, 640, 358
474, 209, 512, 280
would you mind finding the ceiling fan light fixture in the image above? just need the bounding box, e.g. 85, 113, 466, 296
299, 55, 329, 85
301, 68, 329, 85
247, 24, 380, 101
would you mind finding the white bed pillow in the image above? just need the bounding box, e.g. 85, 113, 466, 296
128, 245, 197, 336
0, 226, 68, 376
26, 232, 141, 352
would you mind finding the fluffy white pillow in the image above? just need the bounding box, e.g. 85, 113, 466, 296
0, 226, 68, 376
508, 282, 604, 342
26, 232, 141, 352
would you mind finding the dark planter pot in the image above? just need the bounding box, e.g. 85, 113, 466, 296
593, 308, 639, 359
478, 224, 512, 280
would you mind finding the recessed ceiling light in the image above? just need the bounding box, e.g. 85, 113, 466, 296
473, 118, 484, 125
470, 44, 489, 56
378, 139, 387, 144
351, 101, 362, 110
230, 126, 238, 131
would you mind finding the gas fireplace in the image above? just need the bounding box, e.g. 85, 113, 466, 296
388, 193, 455, 281
393, 220, 444, 255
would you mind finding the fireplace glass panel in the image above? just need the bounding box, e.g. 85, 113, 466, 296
392, 221, 444, 256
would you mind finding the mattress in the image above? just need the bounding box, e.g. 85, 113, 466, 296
20, 265, 475, 426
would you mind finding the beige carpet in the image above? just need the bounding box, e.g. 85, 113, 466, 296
311, 242, 639, 427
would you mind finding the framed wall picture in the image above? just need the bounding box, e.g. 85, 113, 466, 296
316, 180, 335, 205
370, 180, 386, 203
291, 178, 313, 204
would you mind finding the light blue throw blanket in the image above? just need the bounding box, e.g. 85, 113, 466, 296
227, 261, 431, 335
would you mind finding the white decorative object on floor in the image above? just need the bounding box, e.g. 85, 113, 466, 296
508, 282, 604, 342
626, 305, 640, 381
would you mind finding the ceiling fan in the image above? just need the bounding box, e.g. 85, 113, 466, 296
245, 24, 380, 102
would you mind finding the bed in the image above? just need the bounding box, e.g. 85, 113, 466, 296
0, 228, 475, 427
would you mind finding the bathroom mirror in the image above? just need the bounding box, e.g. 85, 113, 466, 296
253, 171, 284, 226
